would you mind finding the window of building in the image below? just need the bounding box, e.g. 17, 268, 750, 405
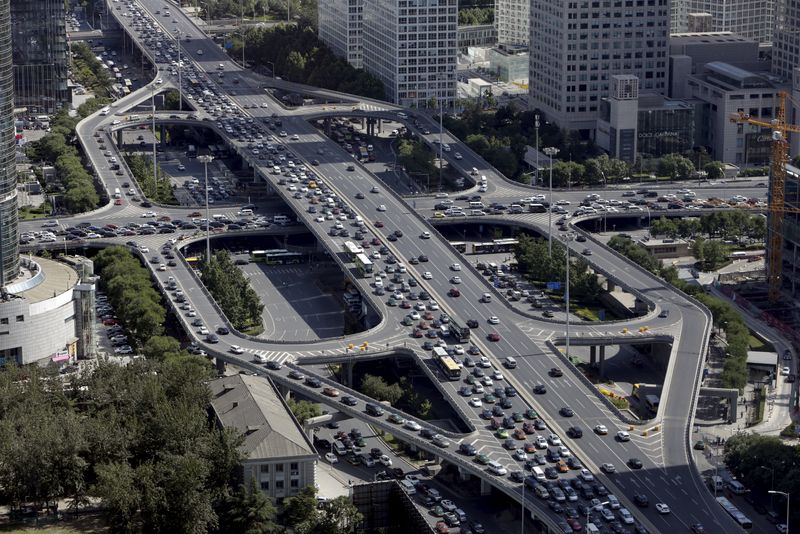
276, 481, 284, 490
260, 465, 269, 473
275, 464, 284, 473
15, 316, 23, 322
291, 479, 299, 488
260, 481, 269, 490
0, 318, 7, 325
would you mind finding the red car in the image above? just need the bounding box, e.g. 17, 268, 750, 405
114, 199, 123, 205
488, 332, 501, 342
374, 220, 384, 228
399, 301, 411, 309
102, 318, 117, 326
566, 518, 582, 531
412, 329, 423, 338
189, 211, 201, 217
448, 288, 461, 297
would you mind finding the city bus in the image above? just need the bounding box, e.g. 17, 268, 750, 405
434, 347, 462, 381
449, 317, 470, 343
185, 256, 201, 267
472, 238, 519, 255
355, 253, 373, 276
716, 497, 752, 530
264, 250, 303, 265
450, 241, 467, 253
343, 241, 363, 260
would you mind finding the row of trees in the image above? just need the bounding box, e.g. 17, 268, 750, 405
0, 356, 286, 533
25, 102, 109, 214
397, 138, 437, 179
514, 234, 601, 298
233, 25, 384, 100
71, 42, 113, 97
199, 250, 265, 333
94, 247, 167, 346
124, 153, 178, 204
281, 486, 363, 534
458, 7, 493, 25
606, 236, 748, 389
650, 212, 766, 242
360, 374, 433, 419
724, 433, 800, 525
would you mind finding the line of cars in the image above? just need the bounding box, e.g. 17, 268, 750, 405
96, 292, 133, 355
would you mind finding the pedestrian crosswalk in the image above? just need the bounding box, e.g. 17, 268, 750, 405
243, 348, 295, 364
355, 103, 390, 113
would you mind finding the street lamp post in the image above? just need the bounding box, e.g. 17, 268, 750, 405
544, 147, 560, 256
768, 491, 790, 534
151, 85, 158, 193
534, 115, 540, 184
175, 31, 183, 112
266, 61, 276, 78
562, 232, 575, 360
198, 155, 214, 263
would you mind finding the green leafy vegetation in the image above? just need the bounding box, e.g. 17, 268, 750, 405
724, 433, 800, 524
0, 358, 279, 533
124, 153, 178, 205
93, 247, 167, 346
514, 234, 601, 299
70, 42, 113, 97
649, 212, 766, 242
287, 398, 322, 424
360, 374, 433, 419
232, 25, 384, 100
397, 138, 437, 178
281, 486, 362, 534
199, 250, 265, 333
24, 103, 110, 214
458, 7, 494, 25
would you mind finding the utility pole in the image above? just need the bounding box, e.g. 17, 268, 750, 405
199, 155, 214, 262
544, 147, 559, 256
535, 114, 540, 184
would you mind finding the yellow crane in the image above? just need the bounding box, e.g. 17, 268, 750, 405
731, 91, 800, 302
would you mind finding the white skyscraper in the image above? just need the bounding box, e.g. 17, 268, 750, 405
362, 0, 458, 108
495, 0, 529, 46
773, 0, 800, 79
318, 0, 364, 69
675, 0, 776, 45
528, 0, 670, 132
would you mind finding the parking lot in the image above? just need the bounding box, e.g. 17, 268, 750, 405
237, 262, 346, 341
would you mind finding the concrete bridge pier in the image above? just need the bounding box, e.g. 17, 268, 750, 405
159, 124, 167, 144
457, 466, 470, 481
341, 361, 354, 388
116, 129, 123, 147
589, 345, 607, 377
215, 358, 226, 374
480, 478, 492, 496
276, 383, 291, 401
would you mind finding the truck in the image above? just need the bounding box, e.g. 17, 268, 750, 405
187, 144, 197, 158
358, 146, 369, 160
449, 317, 470, 343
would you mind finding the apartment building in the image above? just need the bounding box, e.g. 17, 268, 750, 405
496, 0, 529, 46
318, 0, 364, 68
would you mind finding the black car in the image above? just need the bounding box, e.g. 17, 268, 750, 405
544, 466, 559, 479
288, 370, 304, 380
420, 428, 435, 439
341, 395, 358, 406
628, 458, 644, 470
217, 326, 229, 335
467, 319, 479, 328
509, 470, 525, 483
576, 235, 587, 242
633, 493, 649, 507
459, 443, 477, 456
559, 407, 574, 417
141, 201, 152, 208
394, 230, 403, 237
418, 255, 429, 262
533, 384, 547, 394
266, 361, 282, 370
355, 192, 365, 199
499, 397, 513, 409
549, 368, 563, 377
305, 377, 322, 388
206, 334, 219, 344
566, 426, 583, 438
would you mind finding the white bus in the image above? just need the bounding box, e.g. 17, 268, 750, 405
716, 496, 752, 530
355, 253, 373, 276
343, 241, 363, 260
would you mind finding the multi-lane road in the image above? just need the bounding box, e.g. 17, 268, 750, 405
16, 0, 756, 531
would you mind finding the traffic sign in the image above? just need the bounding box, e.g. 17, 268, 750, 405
546, 281, 561, 290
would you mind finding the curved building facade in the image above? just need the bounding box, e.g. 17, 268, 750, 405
0, 0, 18, 287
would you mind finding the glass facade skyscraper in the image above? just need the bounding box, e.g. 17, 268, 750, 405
0, 0, 18, 287
10, 0, 68, 113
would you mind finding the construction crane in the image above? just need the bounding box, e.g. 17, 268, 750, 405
731, 91, 800, 303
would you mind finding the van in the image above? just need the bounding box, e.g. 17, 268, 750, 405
534, 484, 550, 499
586, 523, 600, 534
400, 479, 416, 495
481, 293, 492, 303
470, 167, 478, 175
504, 357, 517, 369
113, 188, 121, 199
487, 461, 507, 475
100, 107, 110, 116
709, 476, 724, 492
333, 440, 347, 456
480, 175, 487, 183
532, 466, 545, 481
509, 204, 524, 214
238, 208, 253, 217
212, 214, 225, 221
727, 480, 747, 494
469, 201, 484, 209
273, 215, 290, 225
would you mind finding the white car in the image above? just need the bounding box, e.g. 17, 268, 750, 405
422, 272, 433, 280
619, 508, 634, 524
579, 468, 594, 482
594, 424, 608, 435
158, 264, 167, 271
469, 397, 482, 407
177, 164, 185, 171
781, 366, 790, 376
453, 345, 465, 355
428, 301, 439, 311
377, 204, 387, 211
454, 152, 463, 160
379, 454, 392, 466
547, 434, 561, 446
138, 246, 150, 253
472, 384, 484, 394
229, 345, 244, 354
187, 310, 197, 317
513, 449, 527, 461
558, 446, 571, 458
492, 370, 504, 381
325, 452, 338, 463
404, 420, 422, 431
409, 311, 421, 320
291, 134, 299, 140
480, 377, 493, 387
479, 356, 491, 368
535, 436, 547, 448
198, 327, 209, 335
601, 463, 616, 473
655, 503, 671, 514
420, 231, 431, 239
616, 431, 631, 442
555, 199, 571, 205
450, 276, 462, 284
450, 263, 462, 271
488, 316, 500, 325
315, 216, 325, 223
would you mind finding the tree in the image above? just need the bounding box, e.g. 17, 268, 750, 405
281, 486, 318, 528
142, 336, 183, 362
217, 480, 277, 534
691, 237, 706, 262
287, 399, 321, 424
360, 375, 403, 405
94, 462, 141, 533
650, 217, 678, 238
657, 154, 695, 180
704, 161, 724, 180
702, 240, 730, 270
317, 496, 363, 534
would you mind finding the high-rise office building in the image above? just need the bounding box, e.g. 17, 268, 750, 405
10, 0, 69, 113
318, 0, 364, 69
773, 0, 800, 80
496, 0, 529, 46
362, 0, 457, 108
0, 0, 18, 287
528, 0, 670, 133
671, 0, 775, 45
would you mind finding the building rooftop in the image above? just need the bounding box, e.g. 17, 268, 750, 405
209, 374, 316, 461
670, 31, 751, 43
9, 256, 79, 304
746, 351, 777, 367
